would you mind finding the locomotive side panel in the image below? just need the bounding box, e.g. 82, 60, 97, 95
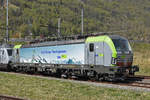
85, 35, 117, 67
85, 42, 104, 65
103, 42, 114, 66
19, 43, 85, 65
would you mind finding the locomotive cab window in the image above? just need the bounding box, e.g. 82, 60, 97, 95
7, 49, 12, 56
89, 43, 94, 52
112, 39, 132, 51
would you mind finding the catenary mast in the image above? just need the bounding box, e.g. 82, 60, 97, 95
6, 0, 9, 42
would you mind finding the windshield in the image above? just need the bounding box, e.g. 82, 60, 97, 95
112, 39, 132, 51
7, 49, 12, 56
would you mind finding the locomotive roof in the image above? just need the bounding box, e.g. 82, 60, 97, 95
109, 35, 127, 40
22, 39, 85, 48
0, 43, 13, 48
15, 35, 126, 48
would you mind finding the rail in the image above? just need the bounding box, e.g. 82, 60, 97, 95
0, 95, 26, 100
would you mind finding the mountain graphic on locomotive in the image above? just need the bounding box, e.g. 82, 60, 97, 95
0, 35, 139, 81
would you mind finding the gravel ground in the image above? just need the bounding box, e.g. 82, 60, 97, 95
1, 71, 150, 92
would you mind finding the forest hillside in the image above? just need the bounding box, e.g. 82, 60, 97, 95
0, 0, 150, 41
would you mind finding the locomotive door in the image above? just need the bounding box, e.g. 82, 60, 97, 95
87, 43, 95, 65
0, 49, 2, 63
0, 49, 6, 64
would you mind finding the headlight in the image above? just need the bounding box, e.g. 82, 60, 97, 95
111, 57, 117, 65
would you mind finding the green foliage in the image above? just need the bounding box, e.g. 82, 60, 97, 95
131, 43, 150, 76
0, 0, 150, 40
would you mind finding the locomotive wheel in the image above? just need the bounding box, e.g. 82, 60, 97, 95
7, 64, 12, 72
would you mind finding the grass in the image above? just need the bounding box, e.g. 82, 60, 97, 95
131, 42, 150, 76
0, 72, 150, 100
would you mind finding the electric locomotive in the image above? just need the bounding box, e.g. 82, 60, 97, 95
0, 44, 13, 70
0, 34, 139, 81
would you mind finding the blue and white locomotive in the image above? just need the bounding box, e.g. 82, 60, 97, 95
0, 35, 139, 81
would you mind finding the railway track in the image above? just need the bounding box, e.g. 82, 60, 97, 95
135, 75, 150, 79
128, 75, 150, 79
106, 75, 150, 89
130, 82, 150, 88
108, 81, 150, 89
0, 95, 26, 100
